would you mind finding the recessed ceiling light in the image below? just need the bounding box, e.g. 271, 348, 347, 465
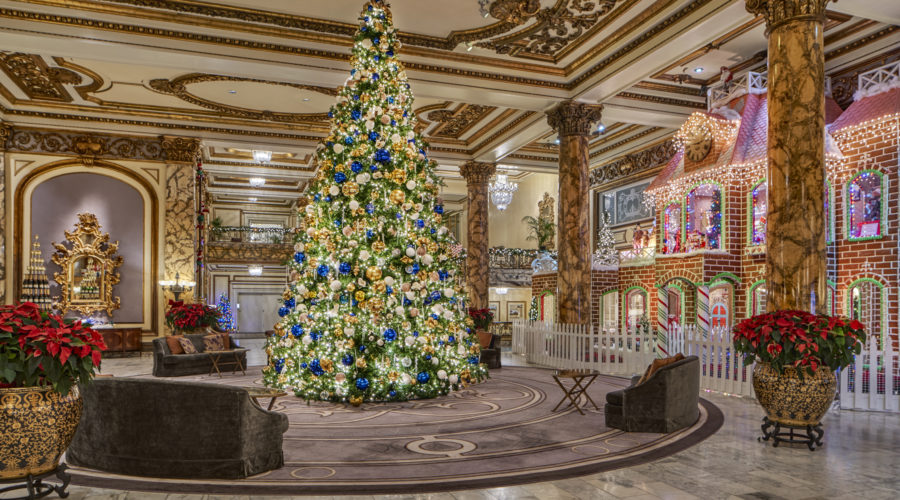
554, 138, 560, 145
302, 98, 311, 102
694, 67, 704, 73
228, 89, 237, 94
248, 265, 263, 276
248, 197, 258, 202
249, 177, 266, 187
598, 123, 606, 133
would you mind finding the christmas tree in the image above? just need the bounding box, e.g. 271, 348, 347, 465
593, 211, 618, 266
264, 0, 486, 404
216, 293, 236, 332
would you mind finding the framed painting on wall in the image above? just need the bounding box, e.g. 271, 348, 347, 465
488, 301, 500, 321
507, 301, 525, 321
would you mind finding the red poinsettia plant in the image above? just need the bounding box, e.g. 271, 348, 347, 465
165, 300, 220, 331
733, 310, 867, 376
468, 308, 494, 331
0, 302, 107, 396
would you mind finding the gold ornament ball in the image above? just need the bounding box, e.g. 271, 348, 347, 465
390, 189, 406, 205
365, 266, 383, 281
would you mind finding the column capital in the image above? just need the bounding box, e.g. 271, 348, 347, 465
745, 0, 830, 33
459, 161, 496, 185
546, 100, 603, 138
160, 135, 201, 164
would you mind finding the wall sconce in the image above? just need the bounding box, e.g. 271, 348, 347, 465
248, 265, 263, 276
495, 287, 509, 295
159, 272, 195, 300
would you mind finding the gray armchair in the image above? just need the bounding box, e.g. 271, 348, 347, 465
605, 355, 700, 433
67, 377, 288, 479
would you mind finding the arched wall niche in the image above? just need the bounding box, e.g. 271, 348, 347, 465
12, 159, 161, 332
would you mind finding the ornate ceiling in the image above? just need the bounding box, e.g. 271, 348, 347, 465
0, 0, 897, 205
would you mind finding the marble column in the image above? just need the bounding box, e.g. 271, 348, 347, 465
0, 122, 9, 304
161, 136, 201, 308
547, 101, 602, 324
746, 0, 829, 313
459, 161, 496, 312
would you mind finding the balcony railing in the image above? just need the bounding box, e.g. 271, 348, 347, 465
489, 248, 552, 269
210, 226, 291, 244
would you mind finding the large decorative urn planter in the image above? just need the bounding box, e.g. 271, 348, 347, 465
752, 362, 836, 427
477, 330, 494, 349
0, 385, 83, 479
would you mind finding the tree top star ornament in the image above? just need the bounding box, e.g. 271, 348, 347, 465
264, 0, 487, 405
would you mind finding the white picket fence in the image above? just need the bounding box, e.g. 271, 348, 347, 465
512, 320, 900, 412
839, 336, 900, 412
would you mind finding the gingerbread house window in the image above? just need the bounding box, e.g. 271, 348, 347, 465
749, 180, 767, 246
624, 287, 648, 331
750, 281, 767, 316
686, 183, 723, 250
709, 283, 732, 329
847, 171, 885, 241
599, 290, 618, 333
849, 279, 884, 344
662, 202, 683, 254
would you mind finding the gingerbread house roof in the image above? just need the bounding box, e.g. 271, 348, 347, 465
829, 87, 900, 132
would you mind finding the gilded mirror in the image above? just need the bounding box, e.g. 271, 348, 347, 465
51, 213, 123, 315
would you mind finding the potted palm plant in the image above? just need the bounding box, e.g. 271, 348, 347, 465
522, 215, 555, 251
0, 302, 106, 479
733, 310, 866, 427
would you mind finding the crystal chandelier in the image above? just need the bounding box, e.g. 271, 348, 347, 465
489, 173, 518, 211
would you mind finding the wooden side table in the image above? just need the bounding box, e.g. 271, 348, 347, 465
246, 387, 288, 411
207, 350, 246, 378
552, 369, 601, 415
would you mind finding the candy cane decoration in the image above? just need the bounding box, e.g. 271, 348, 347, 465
657, 287, 669, 358
697, 285, 710, 340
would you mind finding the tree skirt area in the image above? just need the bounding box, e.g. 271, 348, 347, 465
67, 366, 722, 495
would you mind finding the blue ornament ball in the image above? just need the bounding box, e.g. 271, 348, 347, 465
342, 354, 355, 366
291, 324, 303, 337
339, 262, 352, 274
374, 148, 391, 163
277, 306, 290, 317
384, 328, 397, 341
351, 161, 363, 173
417, 372, 430, 384
294, 252, 306, 264
434, 205, 444, 214
317, 264, 330, 277
356, 378, 370, 390
334, 171, 347, 183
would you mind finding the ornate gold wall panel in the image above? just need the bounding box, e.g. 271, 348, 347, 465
206, 242, 292, 265
163, 164, 195, 303
0, 52, 80, 102
590, 139, 677, 189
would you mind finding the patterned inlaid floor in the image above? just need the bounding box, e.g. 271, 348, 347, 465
68, 366, 722, 495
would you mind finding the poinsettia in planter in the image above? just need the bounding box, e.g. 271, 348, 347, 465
468, 308, 494, 349
0, 302, 106, 479
165, 299, 221, 335
733, 310, 866, 427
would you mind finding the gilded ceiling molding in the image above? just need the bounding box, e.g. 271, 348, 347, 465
149, 74, 333, 123
0, 122, 11, 151
0, 105, 325, 142
4, 126, 166, 162
480, 0, 624, 59
633, 81, 704, 97
506, 152, 557, 162
546, 100, 603, 137
745, 0, 831, 32
202, 160, 314, 172
590, 126, 662, 159
0, 52, 81, 102
571, 0, 712, 88
470, 111, 538, 153
590, 138, 676, 188
160, 135, 201, 164
824, 25, 899, 61
615, 91, 705, 109
427, 104, 497, 139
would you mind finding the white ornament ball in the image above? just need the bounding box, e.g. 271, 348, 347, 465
432, 357, 439, 366
437, 369, 447, 379
335, 372, 346, 383
423, 255, 434, 266
297, 285, 308, 295
329, 185, 340, 196
306, 227, 316, 237
406, 247, 416, 257
365, 120, 375, 131
405, 336, 416, 346
406, 180, 416, 190
349, 200, 360, 211
294, 243, 303, 251
384, 276, 395, 286
359, 250, 370, 261
443, 288, 454, 298
391, 133, 401, 143
401, 372, 412, 384
395, 306, 405, 316
380, 114, 391, 124
401, 357, 412, 368
377, 339, 384, 346
330, 280, 342, 291
302, 335, 313, 345
449, 374, 459, 384
343, 327, 355, 336
409, 307, 419, 318
361, 38, 373, 49
333, 143, 344, 154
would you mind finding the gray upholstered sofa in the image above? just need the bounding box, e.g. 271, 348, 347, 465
152, 333, 247, 377
605, 355, 700, 433
67, 377, 289, 479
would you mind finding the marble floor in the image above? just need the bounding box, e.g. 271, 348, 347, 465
31, 354, 900, 500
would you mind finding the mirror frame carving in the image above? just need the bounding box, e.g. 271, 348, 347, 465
51, 213, 123, 315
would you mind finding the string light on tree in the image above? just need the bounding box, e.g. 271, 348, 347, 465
264, 0, 486, 405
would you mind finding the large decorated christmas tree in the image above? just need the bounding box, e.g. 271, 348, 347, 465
264, 0, 486, 404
